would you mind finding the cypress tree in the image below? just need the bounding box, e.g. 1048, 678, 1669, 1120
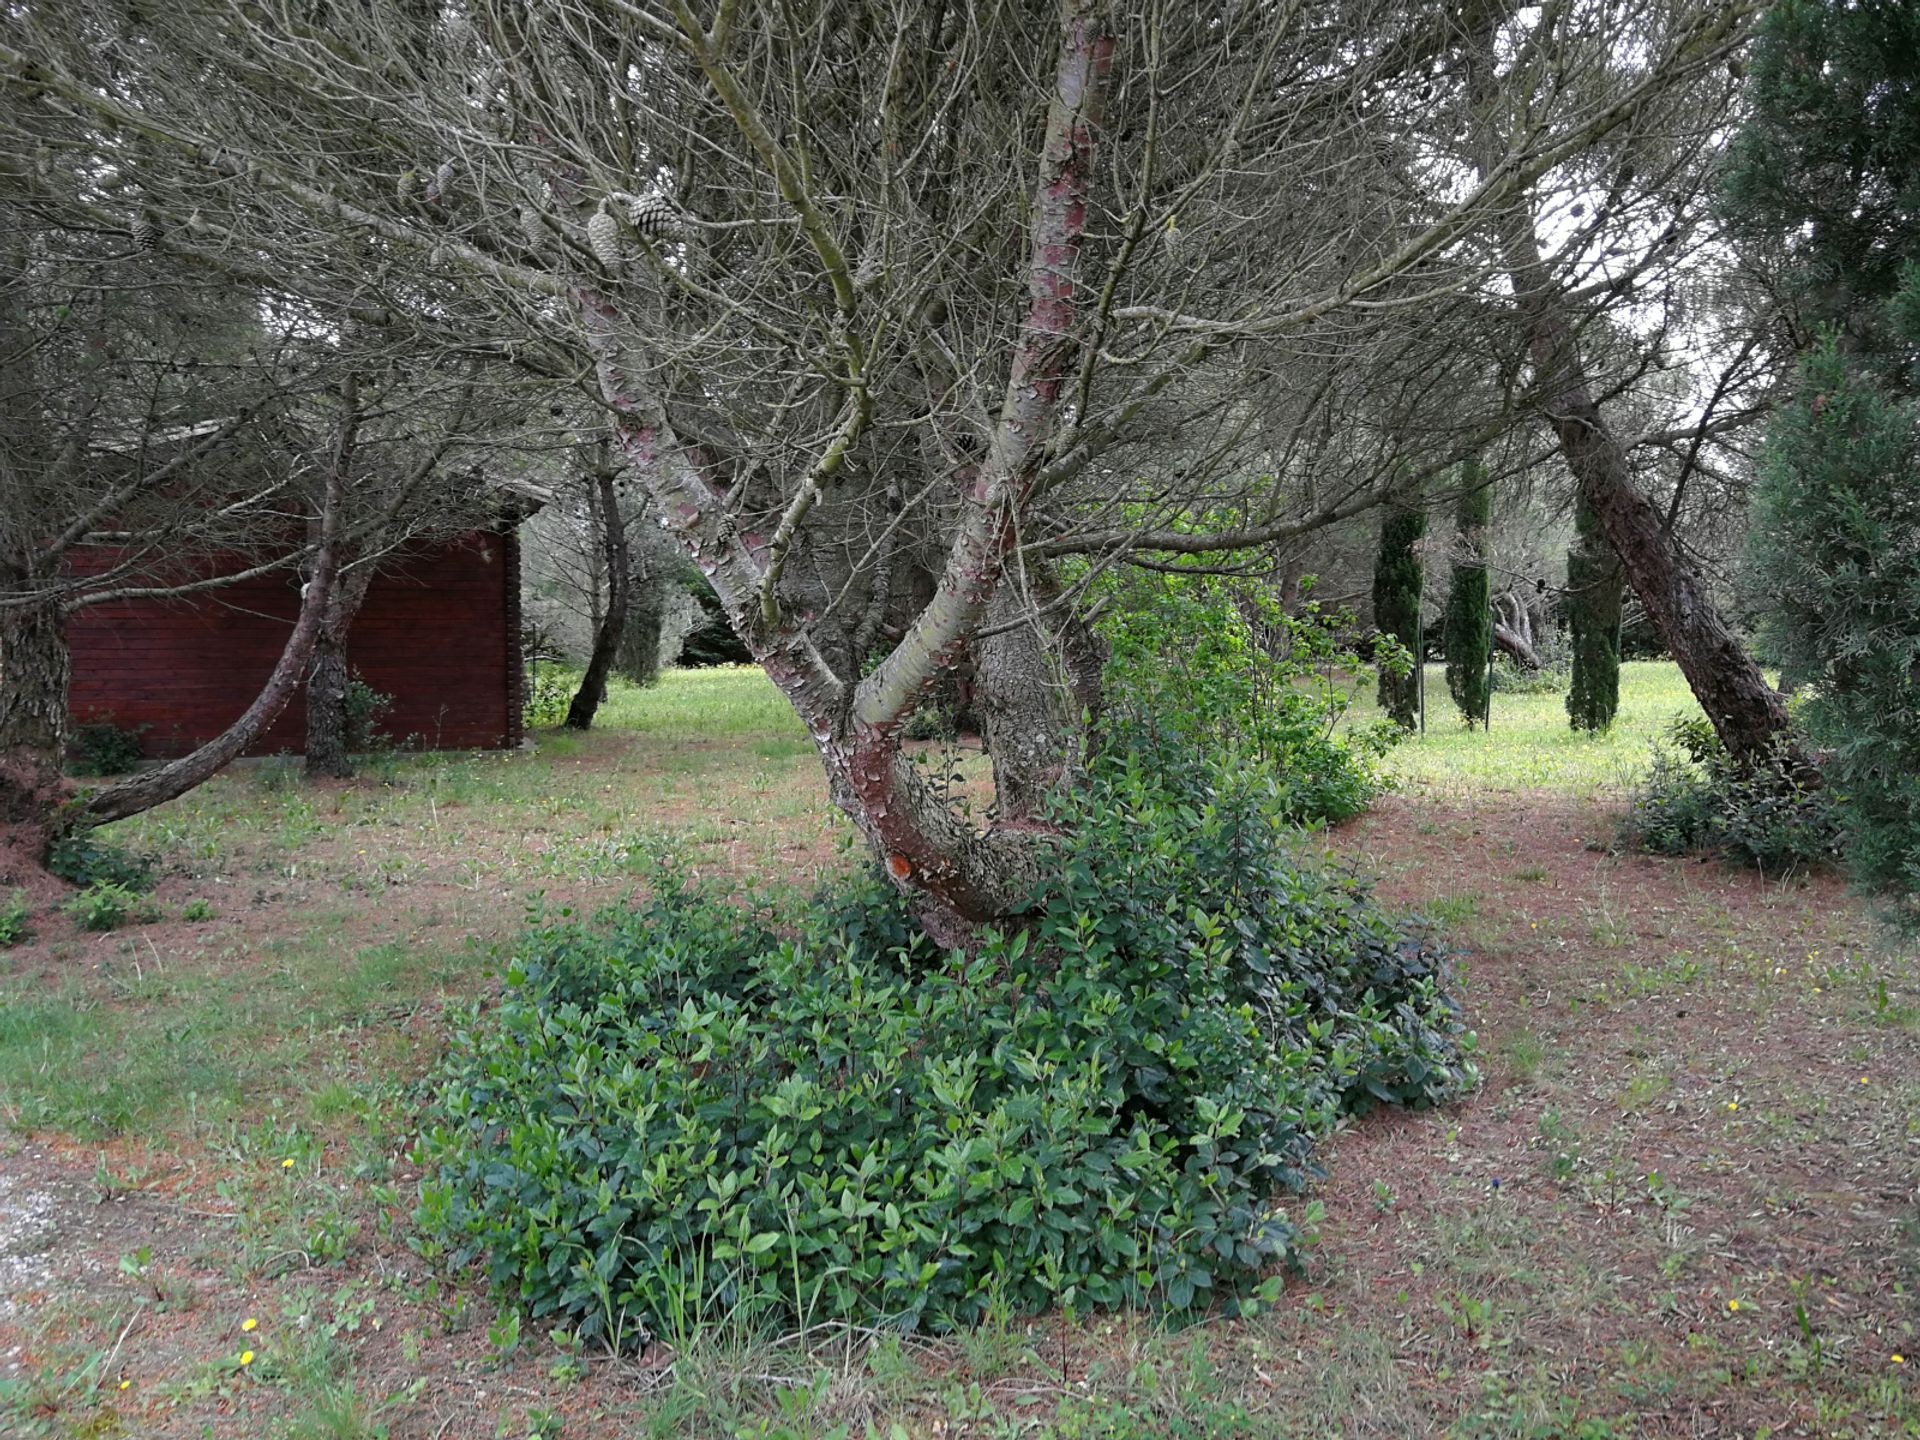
1564, 497, 1623, 733
1372, 502, 1426, 731
1725, 0, 1920, 914
1442, 460, 1493, 727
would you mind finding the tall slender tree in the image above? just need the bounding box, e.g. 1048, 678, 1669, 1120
1373, 503, 1427, 731
1442, 461, 1493, 727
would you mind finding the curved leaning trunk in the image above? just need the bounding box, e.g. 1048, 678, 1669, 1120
82, 408, 352, 827
1467, 50, 1794, 766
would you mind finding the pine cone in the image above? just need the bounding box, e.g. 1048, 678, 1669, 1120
627, 192, 680, 239
518, 205, 546, 251
587, 208, 622, 269
132, 216, 159, 252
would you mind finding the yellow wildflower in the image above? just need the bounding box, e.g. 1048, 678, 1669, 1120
1727, 1300, 1740, 1312
242, 1317, 257, 1332
239, 1350, 255, 1366
282, 1158, 295, 1169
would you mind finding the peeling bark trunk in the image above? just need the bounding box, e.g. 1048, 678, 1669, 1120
566, 464, 630, 730
0, 593, 75, 882
82, 394, 353, 827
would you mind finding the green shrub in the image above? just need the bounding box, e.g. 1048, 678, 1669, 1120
45, 834, 155, 893
343, 673, 395, 752
522, 670, 572, 729
67, 718, 148, 777
0, 892, 29, 948
1624, 716, 1838, 874
417, 746, 1474, 1347
1100, 575, 1397, 825
902, 701, 959, 743
63, 881, 148, 933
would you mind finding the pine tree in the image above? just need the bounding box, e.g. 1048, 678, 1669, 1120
1726, 0, 1920, 917
1565, 497, 1623, 733
1372, 503, 1426, 731
1442, 461, 1493, 728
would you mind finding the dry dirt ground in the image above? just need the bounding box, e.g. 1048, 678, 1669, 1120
0, 779, 1914, 1438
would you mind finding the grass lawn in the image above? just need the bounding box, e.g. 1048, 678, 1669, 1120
0, 663, 1914, 1439
1369, 661, 1705, 797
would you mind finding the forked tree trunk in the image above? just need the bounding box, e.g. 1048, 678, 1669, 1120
576, 0, 1115, 942
565, 465, 630, 730
1491, 620, 1539, 669
0, 592, 76, 884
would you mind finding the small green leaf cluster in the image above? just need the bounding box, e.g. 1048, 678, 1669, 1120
1624, 716, 1838, 874
0, 891, 28, 948
417, 749, 1473, 1346
343, 673, 396, 752
62, 880, 152, 932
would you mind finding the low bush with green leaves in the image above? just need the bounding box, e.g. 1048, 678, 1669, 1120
1488, 653, 1568, 695
417, 744, 1474, 1347
1624, 716, 1838, 874
522, 670, 572, 729
343, 672, 396, 751
67, 717, 148, 776
62, 881, 151, 933
45, 834, 155, 892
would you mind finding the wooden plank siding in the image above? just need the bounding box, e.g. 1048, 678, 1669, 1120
66, 529, 522, 758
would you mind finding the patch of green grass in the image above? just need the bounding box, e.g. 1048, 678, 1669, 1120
1352, 661, 1705, 797
0, 933, 498, 1139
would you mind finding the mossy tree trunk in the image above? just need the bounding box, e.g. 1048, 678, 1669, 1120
1442, 460, 1492, 727
1372, 502, 1427, 731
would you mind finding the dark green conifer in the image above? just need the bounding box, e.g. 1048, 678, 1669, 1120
1372, 502, 1426, 731
1565, 498, 1623, 734
1442, 460, 1492, 728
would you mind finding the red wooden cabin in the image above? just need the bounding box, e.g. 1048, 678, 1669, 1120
66, 529, 524, 759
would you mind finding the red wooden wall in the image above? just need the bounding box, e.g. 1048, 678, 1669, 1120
67, 529, 523, 758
